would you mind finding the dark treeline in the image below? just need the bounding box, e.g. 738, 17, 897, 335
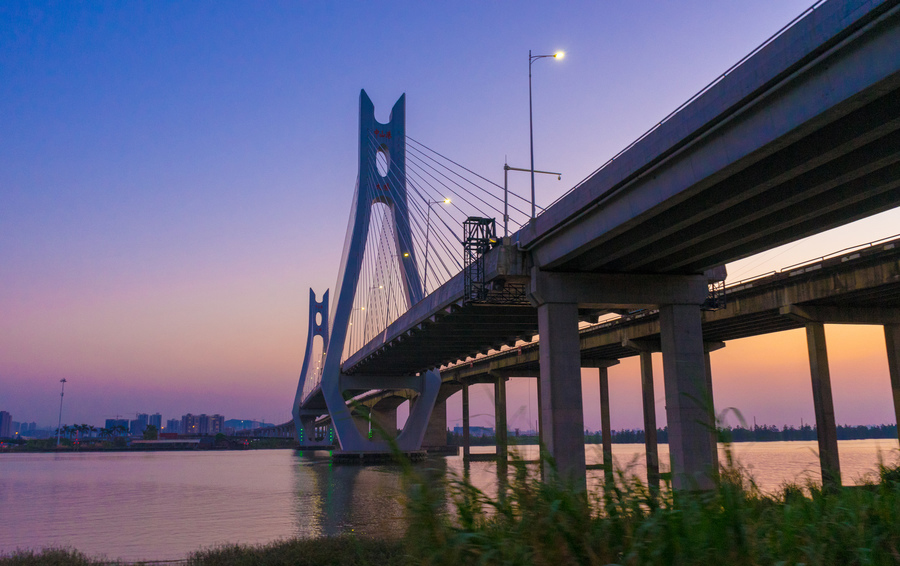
449, 423, 897, 446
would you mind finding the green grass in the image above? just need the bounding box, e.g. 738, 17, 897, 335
402, 447, 900, 566
0, 536, 406, 566
7, 449, 900, 565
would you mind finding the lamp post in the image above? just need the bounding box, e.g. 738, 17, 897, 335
423, 197, 451, 294
56, 378, 67, 447
529, 49, 564, 219
504, 164, 561, 238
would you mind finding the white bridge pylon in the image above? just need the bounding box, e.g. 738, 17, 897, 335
293, 90, 440, 453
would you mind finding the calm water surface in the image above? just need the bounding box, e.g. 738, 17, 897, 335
1, 439, 897, 561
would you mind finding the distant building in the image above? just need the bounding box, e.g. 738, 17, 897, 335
199, 414, 224, 436
130, 413, 149, 436
165, 419, 181, 434
181, 414, 201, 436
148, 413, 162, 430
180, 413, 225, 436
0, 411, 11, 438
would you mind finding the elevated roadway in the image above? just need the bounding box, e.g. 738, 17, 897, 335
306, 0, 900, 487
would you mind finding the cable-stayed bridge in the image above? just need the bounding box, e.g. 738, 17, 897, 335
293, 0, 900, 489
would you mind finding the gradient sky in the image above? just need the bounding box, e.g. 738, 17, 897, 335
3, 1, 899, 431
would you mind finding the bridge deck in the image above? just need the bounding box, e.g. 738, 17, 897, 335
446, 236, 900, 382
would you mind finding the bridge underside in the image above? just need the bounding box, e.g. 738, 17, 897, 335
552, 85, 900, 274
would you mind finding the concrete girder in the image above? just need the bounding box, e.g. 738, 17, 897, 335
528, 270, 709, 310
780, 304, 900, 324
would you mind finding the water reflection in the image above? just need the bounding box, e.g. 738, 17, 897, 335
0, 440, 897, 561
289, 450, 448, 539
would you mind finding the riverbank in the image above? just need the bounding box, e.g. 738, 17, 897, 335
0, 437, 295, 453
5, 454, 900, 565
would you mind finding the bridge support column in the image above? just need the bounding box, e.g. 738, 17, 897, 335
494, 375, 508, 476
660, 303, 716, 491
704, 342, 725, 478
884, 324, 900, 446
462, 381, 471, 461
537, 301, 586, 487
584, 360, 619, 485
639, 351, 660, 490
352, 406, 372, 440
598, 366, 613, 484
806, 322, 841, 488
371, 407, 397, 441
422, 397, 447, 448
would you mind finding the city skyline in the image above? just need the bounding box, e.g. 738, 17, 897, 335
3, 1, 900, 432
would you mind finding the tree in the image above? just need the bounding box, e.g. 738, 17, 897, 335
143, 424, 158, 440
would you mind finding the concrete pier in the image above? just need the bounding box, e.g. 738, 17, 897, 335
660, 303, 716, 491
598, 366, 613, 484
422, 397, 448, 448
884, 324, 900, 446
537, 301, 586, 487
372, 406, 397, 441
494, 375, 508, 476
462, 381, 471, 461
805, 321, 841, 488
639, 351, 660, 489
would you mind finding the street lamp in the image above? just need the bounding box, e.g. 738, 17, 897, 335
504, 164, 561, 238
424, 197, 451, 294
529, 49, 564, 219
56, 378, 67, 447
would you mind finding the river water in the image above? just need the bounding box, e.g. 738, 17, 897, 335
1, 439, 897, 562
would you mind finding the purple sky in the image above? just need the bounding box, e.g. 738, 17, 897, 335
3, 1, 899, 431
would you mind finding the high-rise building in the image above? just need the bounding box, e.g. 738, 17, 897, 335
181, 414, 201, 436
180, 413, 226, 436
206, 414, 224, 435
130, 413, 149, 436
0, 411, 11, 438
165, 419, 181, 434
148, 413, 162, 430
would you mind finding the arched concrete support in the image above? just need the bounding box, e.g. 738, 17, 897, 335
422, 397, 447, 447
884, 324, 900, 445
805, 321, 841, 488
371, 406, 397, 441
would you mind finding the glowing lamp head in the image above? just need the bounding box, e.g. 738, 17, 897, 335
554, 51, 565, 59
403, 252, 410, 257
443, 198, 451, 204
